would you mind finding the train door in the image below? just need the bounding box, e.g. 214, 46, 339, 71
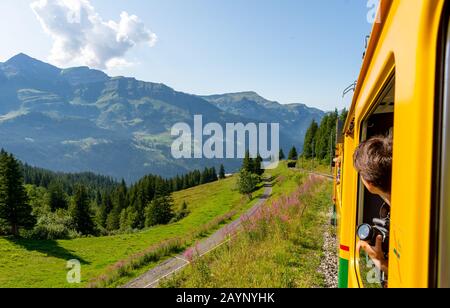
355, 77, 394, 288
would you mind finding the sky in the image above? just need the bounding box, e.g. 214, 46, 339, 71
0, 0, 376, 111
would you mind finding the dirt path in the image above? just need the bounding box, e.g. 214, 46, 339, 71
123, 178, 273, 288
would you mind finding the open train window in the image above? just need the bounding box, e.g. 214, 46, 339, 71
356, 77, 394, 288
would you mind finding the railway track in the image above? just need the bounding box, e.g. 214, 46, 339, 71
290, 168, 334, 180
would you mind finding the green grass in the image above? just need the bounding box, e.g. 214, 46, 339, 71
296, 158, 333, 175
160, 174, 333, 288
0, 175, 265, 288
0, 162, 328, 288
268, 163, 307, 200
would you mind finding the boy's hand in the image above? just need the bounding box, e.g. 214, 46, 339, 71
357, 235, 389, 274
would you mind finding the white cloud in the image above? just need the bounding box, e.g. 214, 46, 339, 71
30, 0, 157, 69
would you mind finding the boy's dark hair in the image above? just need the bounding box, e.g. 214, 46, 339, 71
353, 134, 393, 193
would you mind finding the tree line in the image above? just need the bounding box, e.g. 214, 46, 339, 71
22, 164, 119, 196
0, 149, 227, 238
302, 109, 348, 161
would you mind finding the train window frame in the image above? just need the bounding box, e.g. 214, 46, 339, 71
435, 5, 450, 288
335, 119, 345, 186
354, 76, 395, 289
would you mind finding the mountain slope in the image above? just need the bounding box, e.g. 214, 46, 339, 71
202, 92, 324, 150
0, 173, 266, 288
0, 54, 324, 181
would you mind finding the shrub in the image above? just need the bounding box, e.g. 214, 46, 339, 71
28, 210, 79, 240
171, 201, 190, 223
0, 218, 9, 235
287, 161, 297, 168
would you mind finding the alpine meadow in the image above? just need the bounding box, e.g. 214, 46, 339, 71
0, 0, 380, 292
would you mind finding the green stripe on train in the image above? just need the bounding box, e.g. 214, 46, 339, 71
338, 258, 349, 288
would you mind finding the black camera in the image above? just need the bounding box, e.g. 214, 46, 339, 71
357, 217, 390, 256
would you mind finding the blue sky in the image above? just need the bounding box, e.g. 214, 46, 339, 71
0, 0, 374, 111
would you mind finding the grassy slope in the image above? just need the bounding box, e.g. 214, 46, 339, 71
160, 169, 333, 288
0, 176, 265, 288
268, 163, 307, 200
296, 158, 333, 175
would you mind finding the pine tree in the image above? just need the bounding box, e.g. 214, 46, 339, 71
97, 193, 112, 228
95, 190, 102, 207
47, 181, 68, 212
288, 146, 299, 161
106, 210, 120, 231
340, 108, 348, 123
119, 208, 128, 231
210, 167, 218, 182
237, 170, 260, 200
107, 179, 128, 231
242, 150, 253, 173
154, 177, 170, 198
71, 185, 95, 235
133, 187, 147, 229
182, 175, 188, 190
242, 151, 253, 172
119, 207, 139, 231
311, 110, 339, 160
219, 164, 226, 179
279, 149, 286, 161
200, 168, 208, 184
0, 150, 35, 236
303, 120, 319, 158
301, 110, 347, 162
145, 195, 175, 227
115, 179, 128, 210
254, 154, 264, 176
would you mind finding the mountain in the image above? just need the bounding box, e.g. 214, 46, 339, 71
0, 54, 324, 182
201, 92, 324, 151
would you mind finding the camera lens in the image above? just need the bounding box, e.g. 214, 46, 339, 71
357, 224, 372, 241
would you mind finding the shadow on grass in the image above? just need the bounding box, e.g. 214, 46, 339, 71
253, 178, 273, 201
254, 192, 270, 200
264, 175, 276, 183
5, 237, 90, 265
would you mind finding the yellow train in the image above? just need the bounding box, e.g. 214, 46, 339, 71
334, 0, 449, 288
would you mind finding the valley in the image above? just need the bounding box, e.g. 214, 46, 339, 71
0, 172, 265, 288
0, 55, 337, 289
0, 54, 324, 182
0, 158, 335, 288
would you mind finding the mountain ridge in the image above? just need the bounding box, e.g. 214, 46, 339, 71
201, 92, 324, 145
0, 53, 324, 181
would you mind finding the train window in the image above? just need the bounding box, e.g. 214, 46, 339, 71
356, 77, 394, 289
